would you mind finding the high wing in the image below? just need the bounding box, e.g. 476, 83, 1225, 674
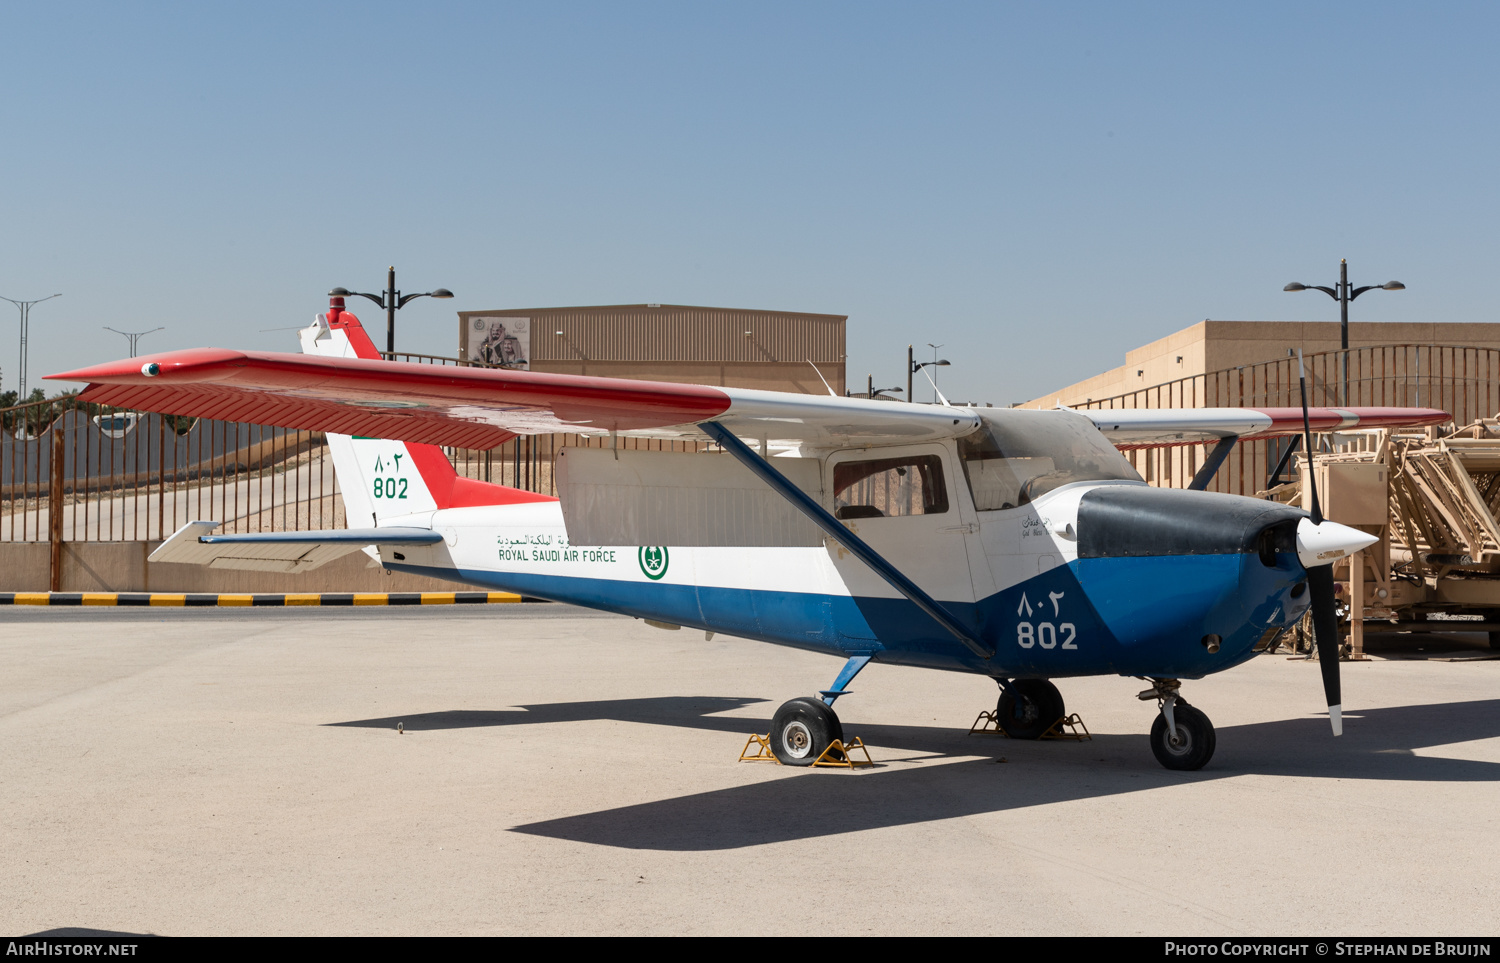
1085, 406, 1449, 449
48, 320, 980, 450
48, 314, 1448, 450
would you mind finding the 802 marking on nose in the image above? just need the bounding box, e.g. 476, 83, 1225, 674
1016, 590, 1078, 650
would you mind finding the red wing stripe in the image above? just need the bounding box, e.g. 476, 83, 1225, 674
1248, 407, 1449, 434
53, 347, 733, 444
77, 384, 517, 450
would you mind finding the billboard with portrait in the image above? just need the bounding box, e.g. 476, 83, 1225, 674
463, 316, 530, 367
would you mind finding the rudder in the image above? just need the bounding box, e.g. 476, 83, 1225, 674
298, 301, 554, 525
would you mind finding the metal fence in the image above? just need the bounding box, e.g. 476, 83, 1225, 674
1079, 344, 1499, 496
0, 404, 328, 543
0, 351, 712, 549
0, 402, 703, 548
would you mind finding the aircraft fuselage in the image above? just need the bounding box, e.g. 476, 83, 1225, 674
381, 475, 1312, 683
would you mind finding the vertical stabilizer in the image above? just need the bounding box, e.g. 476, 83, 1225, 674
299, 299, 554, 526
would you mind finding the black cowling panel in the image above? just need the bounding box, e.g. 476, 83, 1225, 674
1077, 485, 1306, 559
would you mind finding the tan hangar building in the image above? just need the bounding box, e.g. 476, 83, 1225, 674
456, 303, 846, 396
1021, 319, 1500, 409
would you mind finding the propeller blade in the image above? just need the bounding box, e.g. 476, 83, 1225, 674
1296, 347, 1341, 734
1306, 563, 1343, 736
1297, 349, 1323, 525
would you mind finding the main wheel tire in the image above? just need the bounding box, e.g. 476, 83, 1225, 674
1150, 702, 1217, 771
996, 679, 1065, 740
768, 697, 844, 767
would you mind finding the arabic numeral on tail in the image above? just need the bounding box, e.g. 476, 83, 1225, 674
1017, 622, 1034, 649
1061, 623, 1077, 650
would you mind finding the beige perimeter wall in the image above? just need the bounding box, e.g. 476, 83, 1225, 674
0, 543, 490, 593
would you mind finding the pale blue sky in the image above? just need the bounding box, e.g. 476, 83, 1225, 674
4, 2, 1498, 404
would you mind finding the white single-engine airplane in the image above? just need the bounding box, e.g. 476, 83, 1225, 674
50, 301, 1449, 770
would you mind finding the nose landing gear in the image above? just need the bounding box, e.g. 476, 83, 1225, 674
1139, 678, 1217, 770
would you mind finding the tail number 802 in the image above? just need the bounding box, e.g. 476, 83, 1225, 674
373, 477, 408, 499
1016, 621, 1077, 650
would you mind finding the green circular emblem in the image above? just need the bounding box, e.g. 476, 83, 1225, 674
638, 546, 669, 580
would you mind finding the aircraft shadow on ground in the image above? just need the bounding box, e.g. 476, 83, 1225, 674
26, 929, 158, 938
328, 696, 1500, 851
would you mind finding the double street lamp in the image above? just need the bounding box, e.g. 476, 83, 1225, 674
0, 292, 61, 397
331, 266, 453, 356
854, 374, 903, 400
1284, 259, 1405, 404
104, 326, 165, 358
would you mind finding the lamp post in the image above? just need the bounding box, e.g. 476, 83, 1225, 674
856, 374, 903, 400
103, 326, 164, 358
330, 266, 453, 356
0, 292, 60, 397
1284, 259, 1404, 403
908, 342, 950, 404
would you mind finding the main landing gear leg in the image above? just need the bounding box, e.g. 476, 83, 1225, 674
767, 654, 871, 766
994, 678, 1065, 739
1138, 678, 1216, 771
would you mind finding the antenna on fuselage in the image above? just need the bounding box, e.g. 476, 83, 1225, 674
916, 364, 953, 407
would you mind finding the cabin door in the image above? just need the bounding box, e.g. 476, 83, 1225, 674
824, 443, 985, 640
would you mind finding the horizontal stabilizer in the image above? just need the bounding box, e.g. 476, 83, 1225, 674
149, 521, 443, 573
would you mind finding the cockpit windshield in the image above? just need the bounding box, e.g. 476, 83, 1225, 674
956, 408, 1142, 510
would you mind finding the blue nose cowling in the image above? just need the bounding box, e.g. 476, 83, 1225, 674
1073, 486, 1309, 675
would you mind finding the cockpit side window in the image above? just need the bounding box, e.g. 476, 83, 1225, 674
957, 409, 1142, 511
833, 454, 949, 519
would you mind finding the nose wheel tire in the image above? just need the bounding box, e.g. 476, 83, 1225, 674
996, 679, 1065, 740
1150, 702, 1216, 771
769, 697, 844, 766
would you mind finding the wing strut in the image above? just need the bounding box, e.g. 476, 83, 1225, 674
1187, 436, 1238, 491
699, 421, 993, 661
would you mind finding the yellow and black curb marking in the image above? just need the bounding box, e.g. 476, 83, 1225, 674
0, 591, 525, 607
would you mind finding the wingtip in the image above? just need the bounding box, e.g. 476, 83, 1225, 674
45, 348, 247, 384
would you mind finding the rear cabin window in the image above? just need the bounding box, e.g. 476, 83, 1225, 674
957, 409, 1142, 511
833, 455, 949, 519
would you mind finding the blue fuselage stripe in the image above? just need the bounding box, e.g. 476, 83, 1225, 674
386, 550, 1308, 680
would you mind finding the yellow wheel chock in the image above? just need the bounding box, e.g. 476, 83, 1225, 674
738, 733, 874, 768
969, 710, 1092, 741
969, 710, 1003, 735
811, 736, 873, 768
739, 733, 778, 762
